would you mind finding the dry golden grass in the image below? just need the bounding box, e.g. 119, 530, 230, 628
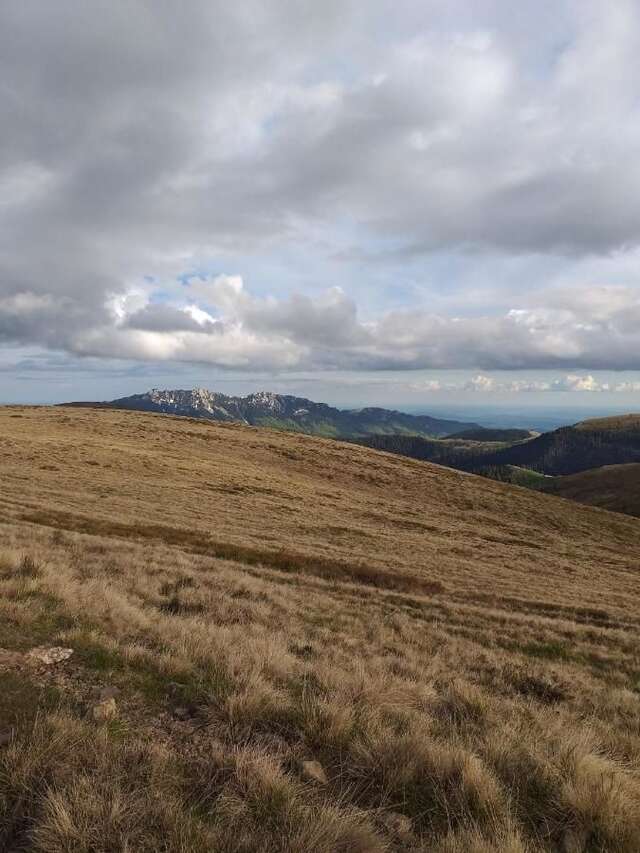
538, 463, 640, 519
1, 406, 640, 852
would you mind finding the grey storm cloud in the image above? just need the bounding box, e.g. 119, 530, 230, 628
1, 0, 640, 373
123, 304, 222, 335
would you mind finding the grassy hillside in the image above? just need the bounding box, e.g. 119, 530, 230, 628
471, 465, 550, 488
1, 407, 640, 852
537, 463, 640, 518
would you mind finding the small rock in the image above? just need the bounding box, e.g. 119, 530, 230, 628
381, 811, 413, 841
0, 728, 14, 748
92, 697, 117, 723
98, 686, 120, 702
173, 705, 193, 721
27, 646, 73, 666
300, 759, 328, 785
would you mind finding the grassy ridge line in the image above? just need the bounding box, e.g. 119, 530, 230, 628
19, 507, 445, 597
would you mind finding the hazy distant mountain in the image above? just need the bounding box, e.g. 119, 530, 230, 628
362, 414, 640, 477
62, 388, 480, 439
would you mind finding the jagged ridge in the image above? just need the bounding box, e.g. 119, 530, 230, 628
63, 388, 480, 438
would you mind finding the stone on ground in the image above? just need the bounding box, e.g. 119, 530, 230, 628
27, 646, 73, 665
300, 759, 328, 785
92, 697, 118, 723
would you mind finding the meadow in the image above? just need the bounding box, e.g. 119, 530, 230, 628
1, 407, 640, 852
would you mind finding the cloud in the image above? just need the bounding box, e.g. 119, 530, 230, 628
414, 373, 640, 394
123, 303, 221, 334
548, 374, 605, 392
468, 374, 613, 393
466, 375, 498, 392
2, 1, 640, 380
3, 275, 637, 373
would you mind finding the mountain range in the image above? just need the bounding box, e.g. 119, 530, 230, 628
62, 387, 480, 438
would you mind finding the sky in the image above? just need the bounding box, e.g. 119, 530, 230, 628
1, 0, 640, 417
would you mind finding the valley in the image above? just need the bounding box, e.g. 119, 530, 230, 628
362, 414, 640, 476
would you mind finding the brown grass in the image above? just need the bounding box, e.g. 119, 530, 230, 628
1, 406, 640, 851
538, 463, 640, 518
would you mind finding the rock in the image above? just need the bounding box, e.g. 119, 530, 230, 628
300, 759, 328, 785
0, 728, 14, 748
380, 811, 413, 841
27, 646, 73, 665
173, 705, 193, 720
98, 686, 120, 702
92, 697, 117, 723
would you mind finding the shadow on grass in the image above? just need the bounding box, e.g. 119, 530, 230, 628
21, 508, 446, 597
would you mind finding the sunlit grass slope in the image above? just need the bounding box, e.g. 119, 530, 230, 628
538, 462, 640, 519
1, 406, 640, 852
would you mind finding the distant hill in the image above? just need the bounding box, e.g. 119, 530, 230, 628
445, 426, 534, 442
477, 414, 640, 475
62, 388, 479, 439
359, 434, 495, 470
470, 464, 549, 488
364, 414, 640, 477
574, 414, 640, 432
536, 463, 640, 518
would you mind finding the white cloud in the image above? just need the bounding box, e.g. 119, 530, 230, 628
16, 276, 635, 375
410, 379, 446, 392
549, 374, 605, 392
419, 373, 639, 394
466, 375, 497, 392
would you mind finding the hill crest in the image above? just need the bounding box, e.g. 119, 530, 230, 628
574, 413, 640, 432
